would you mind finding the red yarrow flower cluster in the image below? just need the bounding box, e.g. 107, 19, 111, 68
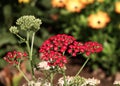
39, 34, 103, 67
68, 41, 103, 56
39, 34, 75, 67
3, 50, 27, 64
84, 41, 103, 56
68, 41, 85, 56
41, 51, 67, 67
39, 34, 76, 53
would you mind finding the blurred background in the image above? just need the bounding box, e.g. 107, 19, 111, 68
0, 0, 120, 86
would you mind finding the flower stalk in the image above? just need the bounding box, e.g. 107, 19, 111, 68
63, 71, 67, 86
50, 73, 54, 86
16, 65, 30, 83
75, 57, 90, 77
26, 32, 36, 80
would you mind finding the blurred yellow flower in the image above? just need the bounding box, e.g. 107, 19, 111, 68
87, 11, 110, 29
18, 0, 30, 4
115, 1, 120, 14
97, 0, 104, 3
65, 0, 85, 13
79, 0, 94, 5
51, 0, 67, 8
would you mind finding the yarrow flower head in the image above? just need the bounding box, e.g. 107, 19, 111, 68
37, 61, 50, 70
39, 34, 76, 53
69, 76, 86, 86
58, 76, 100, 86
58, 76, 74, 86
68, 41, 85, 56
39, 34, 76, 68
39, 34, 103, 68
3, 50, 27, 64
84, 41, 103, 56
9, 26, 19, 34
83, 78, 100, 86
16, 15, 42, 32
41, 51, 67, 68
23, 79, 51, 86
113, 80, 120, 85
68, 41, 103, 56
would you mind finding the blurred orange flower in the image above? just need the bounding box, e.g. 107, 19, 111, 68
87, 11, 110, 29
18, 0, 30, 3
115, 1, 120, 14
51, 0, 67, 8
65, 0, 85, 13
79, 0, 94, 5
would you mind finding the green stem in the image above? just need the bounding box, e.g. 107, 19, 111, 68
16, 34, 25, 41
25, 32, 35, 80
30, 32, 35, 79
63, 72, 67, 86
75, 57, 90, 77
50, 73, 54, 86
30, 32, 35, 61
26, 32, 31, 53
16, 65, 30, 83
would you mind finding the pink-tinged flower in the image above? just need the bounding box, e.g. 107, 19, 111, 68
41, 51, 67, 68
37, 61, 50, 70
39, 34, 76, 53
3, 51, 27, 64
84, 42, 103, 56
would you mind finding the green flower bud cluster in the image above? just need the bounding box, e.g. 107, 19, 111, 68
16, 15, 42, 31
69, 76, 85, 86
9, 26, 19, 34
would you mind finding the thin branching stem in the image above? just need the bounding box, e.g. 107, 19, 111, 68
75, 57, 90, 77
16, 65, 30, 83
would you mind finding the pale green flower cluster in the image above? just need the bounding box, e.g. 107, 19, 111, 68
57, 76, 100, 86
58, 76, 73, 86
16, 15, 42, 31
9, 26, 19, 34
69, 76, 86, 86
58, 76, 85, 86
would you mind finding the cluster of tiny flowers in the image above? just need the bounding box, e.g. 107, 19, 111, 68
58, 76, 100, 86
39, 34, 76, 68
58, 76, 73, 86
68, 41, 85, 56
68, 41, 103, 56
41, 51, 67, 67
84, 41, 103, 56
83, 78, 100, 86
9, 26, 19, 34
113, 80, 120, 85
39, 34, 76, 53
37, 61, 50, 70
23, 80, 50, 86
39, 34, 103, 67
3, 51, 27, 64
16, 15, 42, 31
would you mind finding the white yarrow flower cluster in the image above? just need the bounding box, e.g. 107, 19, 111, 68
23, 80, 51, 86
58, 76, 73, 86
114, 80, 120, 85
38, 61, 50, 70
82, 78, 100, 86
